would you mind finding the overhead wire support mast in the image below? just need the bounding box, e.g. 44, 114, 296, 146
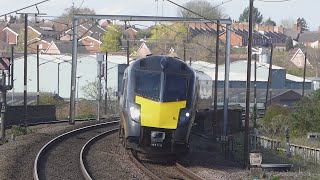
0, 0, 49, 17
244, 0, 254, 169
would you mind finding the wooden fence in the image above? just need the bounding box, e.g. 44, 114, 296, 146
251, 135, 320, 163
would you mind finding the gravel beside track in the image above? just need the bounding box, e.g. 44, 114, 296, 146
37, 123, 118, 180
0, 120, 106, 180
85, 132, 150, 179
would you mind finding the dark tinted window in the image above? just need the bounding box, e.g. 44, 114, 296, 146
135, 70, 161, 100
163, 73, 188, 102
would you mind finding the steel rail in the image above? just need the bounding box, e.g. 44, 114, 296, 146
127, 150, 161, 180
176, 163, 205, 180
33, 120, 119, 180
80, 128, 119, 180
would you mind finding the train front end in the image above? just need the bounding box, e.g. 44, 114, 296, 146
119, 56, 197, 154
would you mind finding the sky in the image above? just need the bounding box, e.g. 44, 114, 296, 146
0, 0, 319, 30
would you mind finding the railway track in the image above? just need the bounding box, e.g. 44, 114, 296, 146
33, 120, 119, 180
80, 127, 118, 179
127, 150, 204, 180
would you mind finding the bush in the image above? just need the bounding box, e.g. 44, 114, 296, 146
10, 125, 28, 137
262, 105, 290, 125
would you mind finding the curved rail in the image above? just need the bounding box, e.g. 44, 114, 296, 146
127, 150, 161, 180
127, 150, 204, 180
33, 120, 118, 180
176, 163, 205, 180
80, 128, 119, 180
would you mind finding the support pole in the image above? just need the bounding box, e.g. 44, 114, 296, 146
254, 54, 257, 128
23, 14, 28, 126
265, 44, 273, 111
104, 51, 108, 115
69, 17, 78, 125
125, 21, 129, 66
223, 23, 231, 137
253, 54, 257, 151
97, 61, 102, 121
302, 52, 307, 96
37, 45, 39, 105
10, 46, 14, 88
244, 0, 254, 169
0, 72, 6, 141
183, 45, 186, 62
213, 20, 220, 136
57, 63, 60, 96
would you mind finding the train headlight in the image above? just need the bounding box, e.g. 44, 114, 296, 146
178, 109, 191, 126
130, 106, 140, 122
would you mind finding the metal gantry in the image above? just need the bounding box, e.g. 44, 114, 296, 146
69, 14, 232, 126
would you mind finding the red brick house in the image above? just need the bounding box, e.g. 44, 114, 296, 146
78, 36, 102, 54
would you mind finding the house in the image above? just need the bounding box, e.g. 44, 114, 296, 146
130, 42, 151, 59
78, 36, 102, 54
126, 27, 138, 39
298, 31, 320, 48
266, 89, 303, 107
44, 40, 88, 54
290, 48, 312, 68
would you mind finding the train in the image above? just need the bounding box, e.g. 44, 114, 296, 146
118, 55, 212, 155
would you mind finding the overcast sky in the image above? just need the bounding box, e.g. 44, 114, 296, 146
0, 0, 319, 30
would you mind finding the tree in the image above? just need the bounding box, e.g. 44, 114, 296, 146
177, 0, 225, 19
238, 6, 263, 24
264, 17, 276, 26
136, 28, 152, 39
55, 6, 96, 24
289, 91, 320, 136
149, 23, 189, 55
100, 25, 122, 52
297, 18, 309, 32
280, 18, 295, 28
285, 37, 293, 51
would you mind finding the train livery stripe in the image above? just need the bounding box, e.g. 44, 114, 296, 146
135, 96, 186, 129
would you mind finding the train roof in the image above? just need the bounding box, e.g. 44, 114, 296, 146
131, 55, 194, 74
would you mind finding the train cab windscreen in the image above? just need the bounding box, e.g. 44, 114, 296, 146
135, 70, 188, 102
163, 73, 188, 102
135, 70, 161, 100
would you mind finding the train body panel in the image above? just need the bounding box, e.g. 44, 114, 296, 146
119, 55, 197, 154
136, 95, 186, 129
195, 71, 214, 111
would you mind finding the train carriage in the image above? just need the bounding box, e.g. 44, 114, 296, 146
119, 55, 198, 154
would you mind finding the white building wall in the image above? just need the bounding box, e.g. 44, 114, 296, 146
8, 54, 128, 99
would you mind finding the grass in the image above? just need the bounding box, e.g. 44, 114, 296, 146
230, 132, 320, 175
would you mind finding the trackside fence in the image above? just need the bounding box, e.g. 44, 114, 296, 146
251, 135, 320, 163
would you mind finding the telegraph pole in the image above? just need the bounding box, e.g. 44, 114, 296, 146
244, 0, 254, 169
125, 21, 130, 66
97, 59, 103, 121
1, 71, 6, 141
302, 52, 307, 96
69, 17, 78, 125
37, 45, 40, 105
265, 44, 273, 111
213, 20, 220, 136
23, 14, 28, 126
104, 51, 108, 115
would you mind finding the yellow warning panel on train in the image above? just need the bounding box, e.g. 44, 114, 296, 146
136, 96, 186, 129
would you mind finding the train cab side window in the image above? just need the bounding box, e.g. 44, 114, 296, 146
121, 78, 126, 95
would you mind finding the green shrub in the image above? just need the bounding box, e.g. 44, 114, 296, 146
10, 125, 28, 137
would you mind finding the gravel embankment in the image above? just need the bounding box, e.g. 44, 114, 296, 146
0, 120, 101, 180
85, 132, 150, 179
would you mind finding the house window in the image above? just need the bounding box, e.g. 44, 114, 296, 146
90, 42, 94, 47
